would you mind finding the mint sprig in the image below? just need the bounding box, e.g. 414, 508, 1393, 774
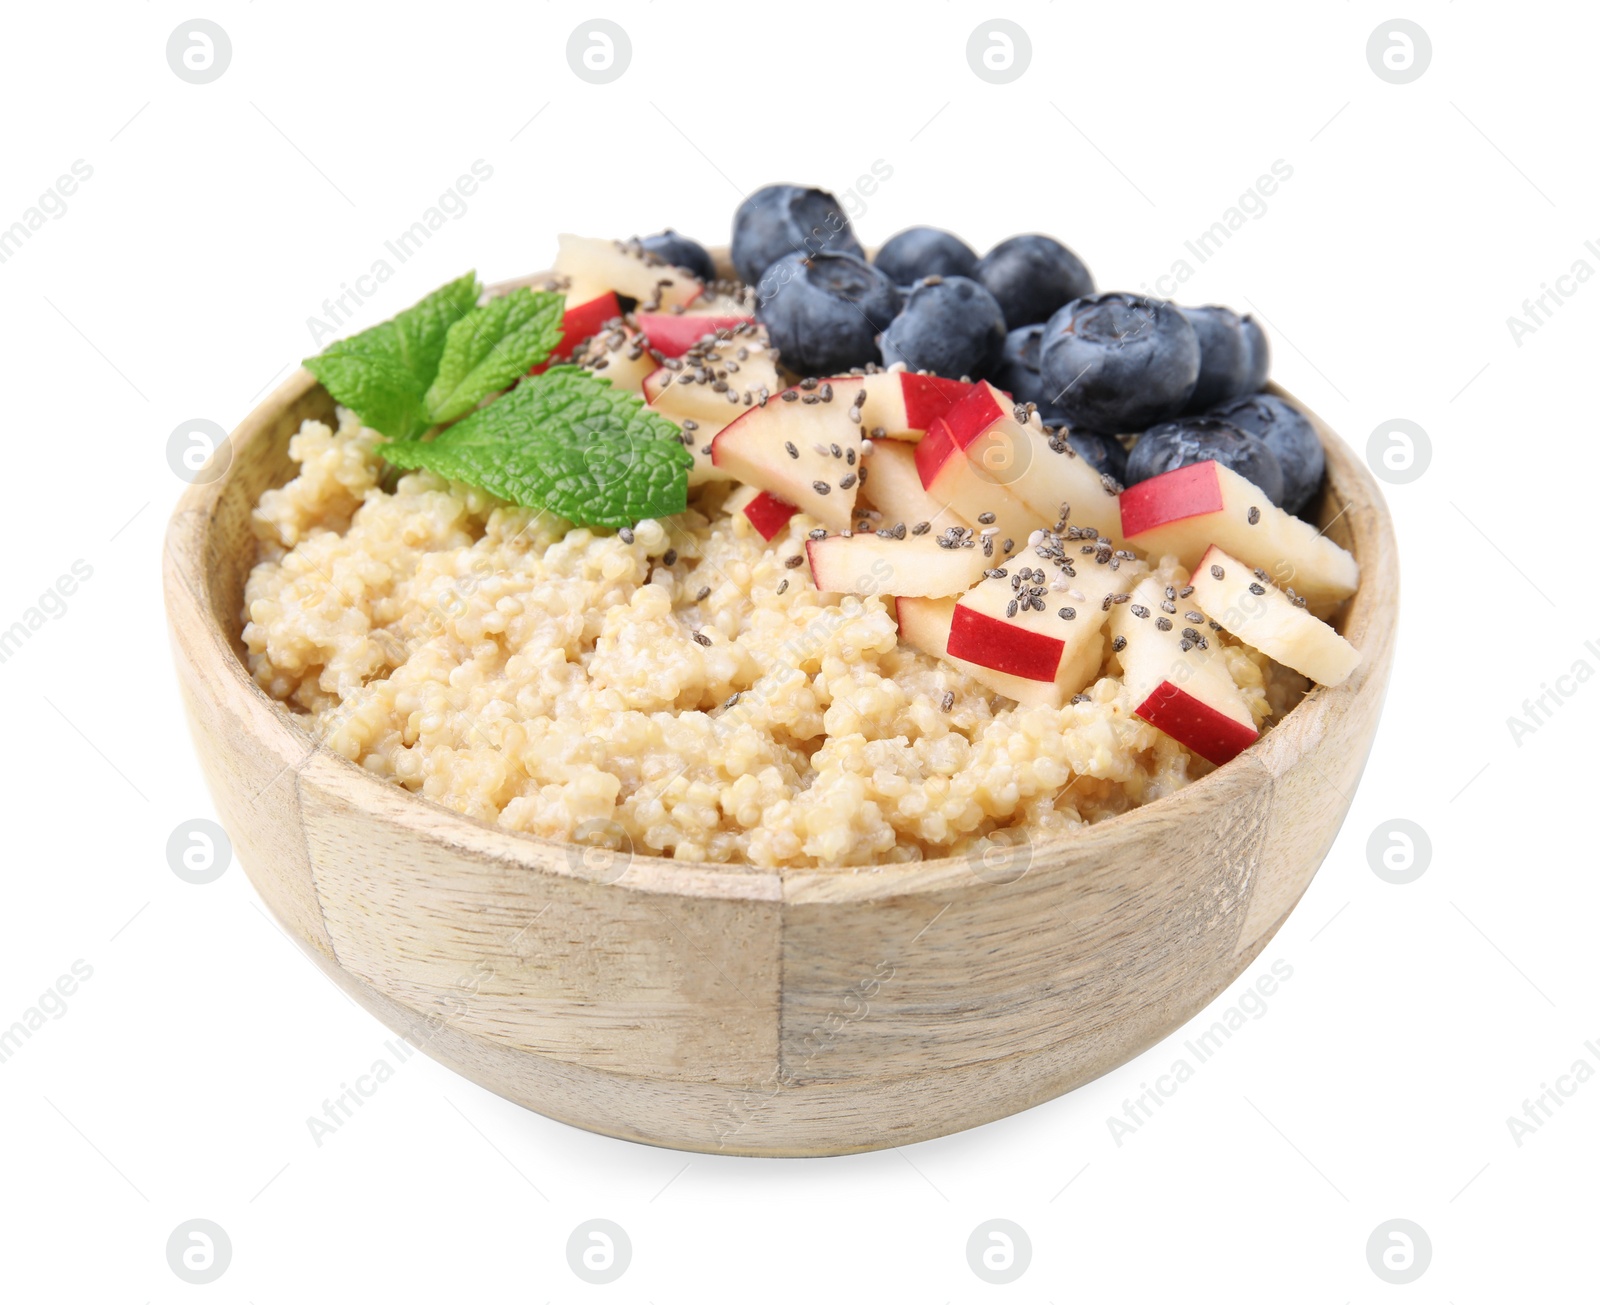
380, 367, 693, 528
302, 273, 566, 440
423, 288, 566, 424
303, 272, 481, 441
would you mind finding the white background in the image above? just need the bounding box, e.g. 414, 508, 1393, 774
1, 2, 1594, 1300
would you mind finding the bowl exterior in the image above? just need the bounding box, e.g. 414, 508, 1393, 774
165, 353, 1395, 1156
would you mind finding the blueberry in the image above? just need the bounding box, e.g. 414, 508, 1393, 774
874, 227, 978, 284
974, 234, 1094, 327
1180, 306, 1252, 412
988, 324, 1080, 426
731, 185, 864, 287
755, 251, 901, 377
1038, 294, 1199, 434
1126, 416, 1285, 505
879, 277, 1006, 379
1241, 315, 1270, 392
1062, 430, 1128, 485
638, 229, 716, 283
1208, 393, 1323, 515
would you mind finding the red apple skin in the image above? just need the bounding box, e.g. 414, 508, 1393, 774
942, 382, 1009, 447
914, 416, 982, 489
1118, 461, 1226, 538
1133, 681, 1258, 766
742, 491, 798, 541
530, 292, 623, 375
947, 605, 1064, 682
636, 313, 752, 358
900, 374, 976, 430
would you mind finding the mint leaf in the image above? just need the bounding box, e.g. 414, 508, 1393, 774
423, 288, 566, 424
380, 367, 693, 528
303, 271, 481, 440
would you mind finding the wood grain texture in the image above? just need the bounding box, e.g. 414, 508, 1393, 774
162, 269, 1397, 1155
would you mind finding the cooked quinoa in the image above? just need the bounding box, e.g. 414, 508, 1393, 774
242, 408, 1307, 869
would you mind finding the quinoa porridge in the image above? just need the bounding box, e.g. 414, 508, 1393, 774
242, 408, 1308, 869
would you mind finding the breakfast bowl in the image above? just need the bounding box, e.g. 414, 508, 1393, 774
163, 255, 1397, 1156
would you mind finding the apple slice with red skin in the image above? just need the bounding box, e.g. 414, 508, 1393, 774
826, 370, 976, 441
858, 438, 969, 536
897, 597, 1082, 708
554, 235, 703, 309
806, 529, 988, 598
644, 327, 781, 425
571, 321, 655, 394
710, 386, 862, 533
636, 311, 754, 358
941, 540, 1136, 701
1187, 545, 1361, 686
940, 381, 1126, 542
529, 291, 624, 375
915, 416, 1040, 555
1110, 575, 1259, 766
1118, 460, 1358, 608
726, 484, 799, 542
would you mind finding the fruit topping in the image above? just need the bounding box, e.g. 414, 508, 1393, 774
643, 325, 780, 423
806, 527, 988, 598
1060, 430, 1128, 485
874, 227, 980, 285
988, 324, 1064, 421
529, 291, 624, 374
1187, 546, 1360, 686
635, 310, 755, 359
974, 234, 1095, 328
731, 184, 864, 286
553, 235, 702, 310
832, 369, 975, 441
571, 321, 655, 394
1038, 293, 1199, 434
1118, 460, 1358, 607
1179, 305, 1254, 412
637, 229, 716, 283
1110, 575, 1260, 766
1125, 415, 1285, 505
856, 437, 969, 535
709, 382, 864, 532
913, 415, 1039, 553
938, 381, 1125, 542
1207, 393, 1325, 517
879, 276, 1007, 379
1240, 314, 1270, 392
726, 483, 799, 541
755, 252, 901, 377
896, 596, 1078, 709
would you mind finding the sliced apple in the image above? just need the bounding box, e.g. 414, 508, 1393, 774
527, 291, 624, 375
858, 438, 968, 535
644, 326, 782, 425
1119, 460, 1358, 608
636, 310, 755, 358
1111, 575, 1259, 766
914, 416, 1040, 555
940, 381, 1126, 542
726, 484, 799, 541
710, 385, 862, 533
806, 529, 988, 598
571, 322, 655, 394
554, 235, 702, 310
897, 597, 1077, 709
1187, 546, 1361, 686
827, 369, 976, 441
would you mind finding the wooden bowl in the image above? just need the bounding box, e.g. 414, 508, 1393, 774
163, 280, 1397, 1156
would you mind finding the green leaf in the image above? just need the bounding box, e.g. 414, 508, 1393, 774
423, 288, 566, 424
380, 367, 693, 528
303, 271, 481, 440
